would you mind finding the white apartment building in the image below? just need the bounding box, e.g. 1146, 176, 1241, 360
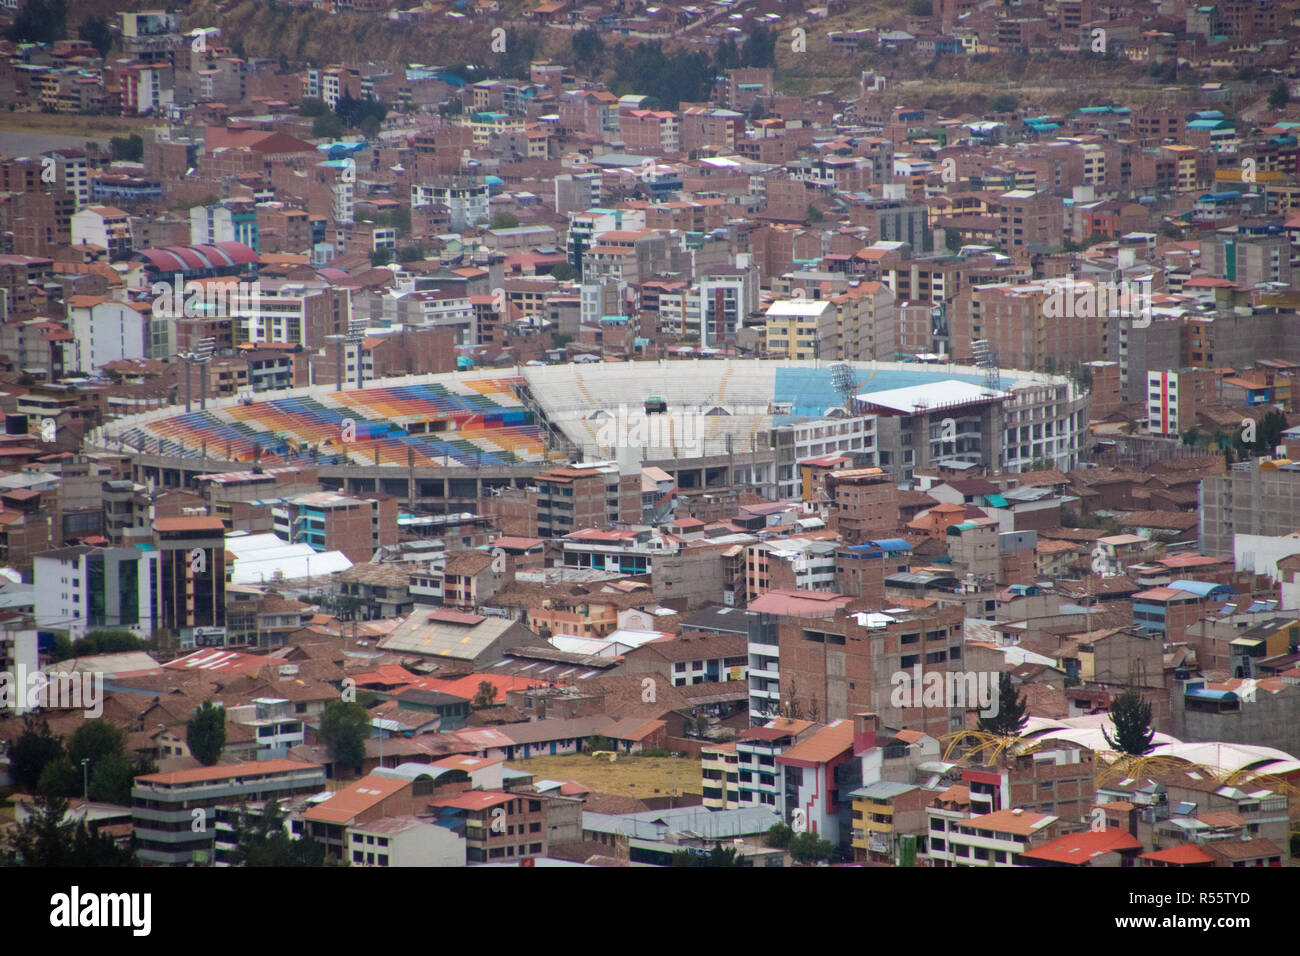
68, 297, 170, 373
411, 181, 490, 231
71, 206, 133, 259
935, 808, 1058, 867
34, 545, 158, 640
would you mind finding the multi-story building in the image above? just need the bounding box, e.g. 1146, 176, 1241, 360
745, 590, 853, 724
235, 280, 351, 350
995, 189, 1063, 256
932, 807, 1060, 867
1145, 368, 1219, 437
696, 266, 758, 348
735, 717, 818, 810
410, 179, 491, 232
1200, 460, 1300, 556
132, 759, 326, 866
273, 491, 397, 563
41, 149, 89, 210
68, 297, 171, 373
775, 603, 968, 738
70, 206, 134, 260
701, 741, 741, 810
153, 516, 227, 643
33, 545, 158, 640
428, 790, 550, 863
764, 299, 834, 360
191, 202, 259, 250
534, 462, 641, 538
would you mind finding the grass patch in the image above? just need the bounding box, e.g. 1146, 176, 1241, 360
506, 752, 702, 799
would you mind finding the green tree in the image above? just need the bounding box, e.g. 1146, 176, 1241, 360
990, 93, 1019, 114
788, 831, 835, 864
549, 262, 577, 281
472, 680, 498, 707
110, 134, 144, 162
231, 800, 332, 866
312, 111, 344, 139
672, 841, 746, 866
764, 822, 793, 848
187, 702, 227, 766
67, 719, 127, 782
1268, 82, 1289, 111
571, 28, 605, 70
1103, 689, 1155, 755
370, 247, 393, 267
0, 793, 137, 867
78, 14, 112, 56
8, 716, 65, 792
300, 97, 331, 117
8, 0, 66, 44
742, 24, 777, 68
37, 755, 80, 799
1256, 409, 1287, 452
320, 700, 370, 776
978, 673, 1028, 737
88, 753, 135, 805
806, 204, 824, 223
491, 211, 520, 230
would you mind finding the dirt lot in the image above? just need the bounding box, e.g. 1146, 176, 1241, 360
506, 753, 702, 799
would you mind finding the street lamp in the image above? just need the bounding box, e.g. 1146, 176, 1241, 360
181, 337, 216, 413
81, 758, 89, 801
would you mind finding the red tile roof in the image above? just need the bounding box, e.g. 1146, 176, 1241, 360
1018, 828, 1142, 864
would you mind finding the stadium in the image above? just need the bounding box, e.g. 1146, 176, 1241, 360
89, 359, 1091, 511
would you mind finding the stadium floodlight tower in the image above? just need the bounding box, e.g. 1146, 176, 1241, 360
970, 338, 1001, 393
327, 318, 370, 391
181, 336, 216, 413
829, 362, 859, 414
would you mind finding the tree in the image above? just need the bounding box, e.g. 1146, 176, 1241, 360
231, 800, 332, 866
672, 842, 746, 866
742, 24, 777, 68
571, 28, 605, 70
187, 702, 227, 766
990, 93, 1019, 114
1103, 689, 1155, 755
8, 0, 66, 44
300, 97, 331, 117
806, 204, 824, 223
764, 822, 793, 848
89, 753, 135, 805
788, 831, 835, 864
320, 700, 370, 776
1269, 82, 1290, 112
549, 262, 577, 281
491, 211, 520, 230
78, 15, 112, 57
370, 248, 393, 267
37, 755, 80, 799
312, 111, 344, 139
472, 680, 498, 708
0, 793, 137, 867
8, 716, 65, 792
978, 673, 1028, 737
67, 719, 127, 782
110, 134, 143, 162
